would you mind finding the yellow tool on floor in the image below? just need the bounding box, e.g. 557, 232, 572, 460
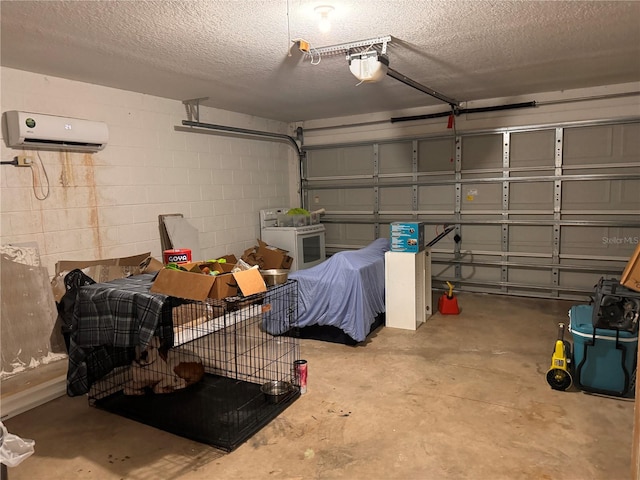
546, 322, 573, 391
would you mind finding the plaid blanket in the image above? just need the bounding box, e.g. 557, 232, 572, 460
66, 274, 176, 396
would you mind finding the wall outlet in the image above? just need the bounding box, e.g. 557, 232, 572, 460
16, 155, 33, 167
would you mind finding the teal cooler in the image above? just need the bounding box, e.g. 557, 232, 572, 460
569, 304, 638, 397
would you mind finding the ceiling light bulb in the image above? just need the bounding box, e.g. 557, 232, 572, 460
314, 5, 334, 33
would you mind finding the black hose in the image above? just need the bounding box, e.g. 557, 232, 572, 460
390, 101, 537, 124
426, 225, 455, 247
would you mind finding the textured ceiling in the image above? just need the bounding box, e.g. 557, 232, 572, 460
1, 0, 639, 122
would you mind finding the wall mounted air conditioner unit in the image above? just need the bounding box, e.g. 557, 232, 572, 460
3, 110, 108, 152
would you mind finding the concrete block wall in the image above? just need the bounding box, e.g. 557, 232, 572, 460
0, 67, 298, 276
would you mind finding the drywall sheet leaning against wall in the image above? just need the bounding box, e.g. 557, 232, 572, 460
162, 215, 202, 261
1, 245, 66, 377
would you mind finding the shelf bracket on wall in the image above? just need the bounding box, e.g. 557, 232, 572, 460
183, 97, 209, 123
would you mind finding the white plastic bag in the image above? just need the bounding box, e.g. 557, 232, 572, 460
232, 258, 254, 272
0, 421, 35, 467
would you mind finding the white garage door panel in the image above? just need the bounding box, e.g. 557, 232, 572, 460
510, 182, 554, 210
418, 185, 455, 209
379, 187, 412, 211
459, 224, 501, 250
307, 146, 372, 177
564, 179, 638, 210
510, 130, 555, 167
418, 138, 456, 172
310, 188, 375, 212
560, 271, 605, 290
344, 224, 376, 244
561, 226, 622, 256
510, 226, 553, 253
564, 125, 614, 163
462, 135, 503, 170
432, 262, 456, 279
622, 124, 640, 159
345, 189, 375, 210
599, 228, 640, 257
379, 142, 413, 174
461, 183, 502, 209
323, 223, 343, 246
563, 181, 612, 208
325, 223, 376, 248
621, 180, 640, 205
461, 265, 501, 282
509, 268, 552, 287
308, 189, 344, 210
307, 149, 341, 177
302, 119, 640, 299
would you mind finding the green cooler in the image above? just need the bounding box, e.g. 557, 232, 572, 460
569, 304, 638, 397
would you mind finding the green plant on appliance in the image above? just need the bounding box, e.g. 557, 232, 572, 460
286, 208, 310, 216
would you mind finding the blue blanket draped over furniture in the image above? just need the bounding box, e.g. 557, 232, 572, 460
265, 238, 389, 343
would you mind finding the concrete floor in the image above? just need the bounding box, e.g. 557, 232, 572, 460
2, 292, 636, 479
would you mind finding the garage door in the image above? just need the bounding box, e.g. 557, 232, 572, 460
302, 119, 640, 299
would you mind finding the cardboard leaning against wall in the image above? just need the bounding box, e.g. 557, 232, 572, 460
51, 252, 151, 302
621, 242, 640, 292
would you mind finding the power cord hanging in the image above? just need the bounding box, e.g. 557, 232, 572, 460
309, 47, 321, 65
1, 154, 49, 199
30, 151, 50, 200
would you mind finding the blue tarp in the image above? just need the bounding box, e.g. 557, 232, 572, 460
269, 238, 389, 343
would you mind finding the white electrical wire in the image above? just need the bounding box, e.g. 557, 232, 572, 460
310, 47, 321, 65
360, 41, 376, 55
31, 151, 50, 200
286, 0, 292, 57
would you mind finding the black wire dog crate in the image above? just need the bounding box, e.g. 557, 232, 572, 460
88, 280, 300, 451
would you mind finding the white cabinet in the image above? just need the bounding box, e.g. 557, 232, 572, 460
384, 249, 432, 330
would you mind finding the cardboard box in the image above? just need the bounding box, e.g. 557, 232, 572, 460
181, 261, 234, 275
241, 249, 264, 269
257, 240, 293, 269
233, 269, 268, 297
51, 252, 151, 302
281, 255, 293, 270
390, 222, 425, 253
241, 241, 292, 270
150, 267, 265, 302
621, 243, 640, 292
140, 256, 165, 273
54, 252, 150, 276
217, 254, 238, 264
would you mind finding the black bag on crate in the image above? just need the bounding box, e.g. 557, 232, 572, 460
591, 277, 640, 334
57, 269, 96, 352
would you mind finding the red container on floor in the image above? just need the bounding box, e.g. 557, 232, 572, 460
163, 249, 192, 264
294, 360, 308, 394
438, 294, 460, 315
